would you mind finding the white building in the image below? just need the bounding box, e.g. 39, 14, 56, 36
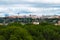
33, 22, 39, 25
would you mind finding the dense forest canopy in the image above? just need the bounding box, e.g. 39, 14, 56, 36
0, 22, 60, 40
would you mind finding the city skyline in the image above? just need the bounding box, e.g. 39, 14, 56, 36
0, 0, 60, 17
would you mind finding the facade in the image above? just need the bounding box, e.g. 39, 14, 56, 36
33, 22, 39, 24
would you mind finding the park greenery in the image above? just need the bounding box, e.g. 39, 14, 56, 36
0, 22, 60, 40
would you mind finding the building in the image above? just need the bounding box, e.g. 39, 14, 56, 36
33, 22, 39, 24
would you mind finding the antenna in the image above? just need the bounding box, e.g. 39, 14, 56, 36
0, 12, 9, 25
3, 13, 9, 25
16, 12, 20, 23
17, 12, 20, 21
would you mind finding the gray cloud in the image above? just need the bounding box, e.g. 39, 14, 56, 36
0, 0, 60, 8
0, 0, 60, 16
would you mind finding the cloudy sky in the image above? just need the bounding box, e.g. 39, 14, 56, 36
0, 0, 60, 17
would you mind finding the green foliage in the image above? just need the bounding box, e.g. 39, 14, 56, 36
0, 35, 5, 40
0, 22, 60, 40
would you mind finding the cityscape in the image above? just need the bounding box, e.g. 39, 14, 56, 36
0, 0, 60, 40
0, 14, 60, 25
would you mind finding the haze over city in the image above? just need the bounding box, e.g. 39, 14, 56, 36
0, 0, 60, 17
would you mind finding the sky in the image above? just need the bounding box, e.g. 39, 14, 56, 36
0, 0, 60, 17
